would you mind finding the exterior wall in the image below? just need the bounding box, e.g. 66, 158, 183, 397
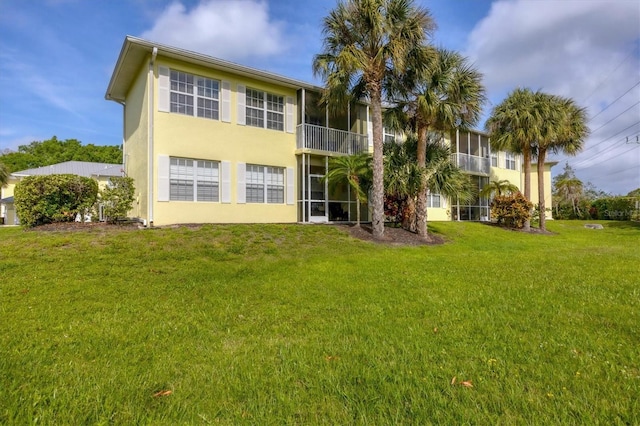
530, 165, 554, 220
1, 177, 19, 225
150, 56, 298, 226
124, 60, 150, 222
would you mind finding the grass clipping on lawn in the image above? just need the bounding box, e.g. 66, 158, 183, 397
0, 221, 638, 424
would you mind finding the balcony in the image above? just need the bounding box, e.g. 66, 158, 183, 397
296, 124, 369, 155
451, 153, 490, 175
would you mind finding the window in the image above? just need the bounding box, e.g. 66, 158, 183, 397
491, 152, 498, 167
170, 157, 219, 202
246, 164, 285, 203
170, 70, 219, 120
428, 193, 441, 208
383, 127, 396, 143
505, 152, 517, 170
246, 88, 284, 131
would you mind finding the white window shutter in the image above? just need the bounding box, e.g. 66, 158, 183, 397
221, 161, 231, 203
158, 67, 170, 113
221, 81, 231, 123
237, 162, 246, 204
286, 167, 294, 205
157, 155, 170, 201
286, 96, 294, 133
237, 85, 246, 125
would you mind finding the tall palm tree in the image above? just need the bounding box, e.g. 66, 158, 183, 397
0, 162, 8, 188
535, 94, 589, 231
323, 153, 372, 226
486, 88, 543, 231
313, 0, 435, 239
479, 179, 519, 199
388, 48, 485, 237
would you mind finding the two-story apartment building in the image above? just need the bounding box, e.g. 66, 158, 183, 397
105, 36, 553, 226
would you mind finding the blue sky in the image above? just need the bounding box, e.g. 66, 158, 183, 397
1, 0, 638, 194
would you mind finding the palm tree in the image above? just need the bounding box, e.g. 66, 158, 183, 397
486, 88, 543, 231
554, 176, 584, 218
388, 48, 485, 237
0, 162, 8, 188
323, 153, 372, 226
535, 94, 588, 231
384, 134, 473, 232
479, 179, 519, 199
313, 0, 435, 239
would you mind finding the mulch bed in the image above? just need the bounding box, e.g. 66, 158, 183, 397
339, 224, 445, 246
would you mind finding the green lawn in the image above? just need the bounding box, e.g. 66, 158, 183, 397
1, 221, 638, 424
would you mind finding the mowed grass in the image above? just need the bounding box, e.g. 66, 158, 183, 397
0, 221, 638, 424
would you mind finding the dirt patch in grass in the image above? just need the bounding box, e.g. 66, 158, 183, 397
338, 224, 445, 246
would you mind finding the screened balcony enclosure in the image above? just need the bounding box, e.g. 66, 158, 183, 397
451, 130, 491, 175
295, 89, 370, 155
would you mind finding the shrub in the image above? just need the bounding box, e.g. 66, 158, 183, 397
97, 177, 135, 223
590, 197, 637, 220
14, 175, 98, 227
491, 192, 533, 229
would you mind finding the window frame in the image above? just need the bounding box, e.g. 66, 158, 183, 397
427, 192, 441, 208
169, 70, 220, 120
245, 164, 285, 204
505, 152, 517, 170
245, 88, 284, 131
169, 157, 220, 202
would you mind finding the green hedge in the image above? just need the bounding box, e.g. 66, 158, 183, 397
590, 197, 638, 220
14, 175, 98, 227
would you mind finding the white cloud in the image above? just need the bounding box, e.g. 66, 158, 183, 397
140, 0, 288, 61
466, 0, 640, 194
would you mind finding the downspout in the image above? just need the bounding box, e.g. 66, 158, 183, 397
148, 47, 158, 227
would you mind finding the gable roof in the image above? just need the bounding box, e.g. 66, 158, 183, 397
106, 36, 323, 103
11, 161, 123, 178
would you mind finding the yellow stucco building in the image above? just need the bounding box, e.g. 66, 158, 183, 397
104, 36, 553, 227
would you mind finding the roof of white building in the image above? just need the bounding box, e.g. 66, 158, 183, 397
11, 161, 123, 178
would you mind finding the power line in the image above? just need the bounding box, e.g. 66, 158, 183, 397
581, 42, 640, 104
574, 143, 640, 170
571, 131, 640, 169
590, 100, 640, 134
588, 81, 640, 123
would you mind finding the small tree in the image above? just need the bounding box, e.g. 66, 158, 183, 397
480, 179, 519, 199
98, 177, 135, 224
322, 154, 371, 227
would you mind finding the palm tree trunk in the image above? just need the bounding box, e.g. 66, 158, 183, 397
523, 148, 532, 231
370, 89, 385, 239
415, 124, 428, 238
537, 151, 547, 231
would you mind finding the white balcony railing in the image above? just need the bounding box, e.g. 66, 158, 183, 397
296, 124, 369, 155
451, 153, 490, 175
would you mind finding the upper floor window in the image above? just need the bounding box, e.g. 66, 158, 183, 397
246, 88, 284, 131
246, 164, 284, 203
170, 70, 219, 120
491, 152, 498, 167
170, 157, 219, 202
505, 152, 517, 170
